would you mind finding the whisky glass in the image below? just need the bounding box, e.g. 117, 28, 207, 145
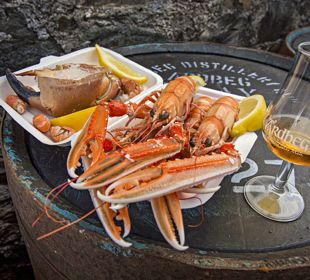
244, 42, 310, 222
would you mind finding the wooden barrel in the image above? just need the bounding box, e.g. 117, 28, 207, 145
2, 43, 310, 279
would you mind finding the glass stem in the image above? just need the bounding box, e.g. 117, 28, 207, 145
270, 161, 294, 194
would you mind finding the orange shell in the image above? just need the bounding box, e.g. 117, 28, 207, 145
33, 114, 51, 133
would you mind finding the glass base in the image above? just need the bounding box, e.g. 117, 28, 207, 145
244, 176, 304, 222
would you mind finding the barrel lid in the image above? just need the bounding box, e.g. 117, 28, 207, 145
8, 43, 310, 253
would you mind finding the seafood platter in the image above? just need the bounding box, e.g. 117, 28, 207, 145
1, 47, 257, 250
0, 46, 163, 145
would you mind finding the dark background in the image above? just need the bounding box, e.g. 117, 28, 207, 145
0, 0, 310, 279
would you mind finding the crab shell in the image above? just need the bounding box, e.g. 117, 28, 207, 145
5, 64, 122, 117
35, 64, 121, 117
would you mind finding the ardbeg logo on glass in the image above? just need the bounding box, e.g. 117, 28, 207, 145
263, 115, 310, 166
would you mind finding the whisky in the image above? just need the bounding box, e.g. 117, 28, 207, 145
263, 115, 310, 166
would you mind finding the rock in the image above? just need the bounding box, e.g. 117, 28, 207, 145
1, 0, 310, 75
0, 184, 34, 280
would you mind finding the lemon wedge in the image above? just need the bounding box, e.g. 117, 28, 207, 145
95, 44, 148, 84
189, 75, 206, 88
232, 94, 267, 137
51, 106, 97, 131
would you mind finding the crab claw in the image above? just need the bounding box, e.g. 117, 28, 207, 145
5, 68, 42, 108
67, 103, 109, 178
89, 189, 131, 247
97, 152, 241, 205
151, 193, 188, 251
70, 137, 183, 189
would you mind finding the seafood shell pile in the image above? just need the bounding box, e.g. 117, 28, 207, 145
5, 63, 142, 142
5, 64, 242, 250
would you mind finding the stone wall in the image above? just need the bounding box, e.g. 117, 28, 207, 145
1, 0, 310, 75
0, 0, 309, 279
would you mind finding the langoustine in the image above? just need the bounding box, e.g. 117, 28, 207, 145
192, 96, 239, 155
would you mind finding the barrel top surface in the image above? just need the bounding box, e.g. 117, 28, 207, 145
3, 43, 310, 254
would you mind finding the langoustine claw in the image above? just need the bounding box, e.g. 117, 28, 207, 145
98, 150, 241, 205
89, 189, 132, 248
96, 147, 240, 250
67, 102, 109, 177
151, 193, 188, 251
70, 137, 184, 190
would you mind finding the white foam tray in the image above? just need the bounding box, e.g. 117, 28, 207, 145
74, 84, 257, 209
0, 47, 163, 146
